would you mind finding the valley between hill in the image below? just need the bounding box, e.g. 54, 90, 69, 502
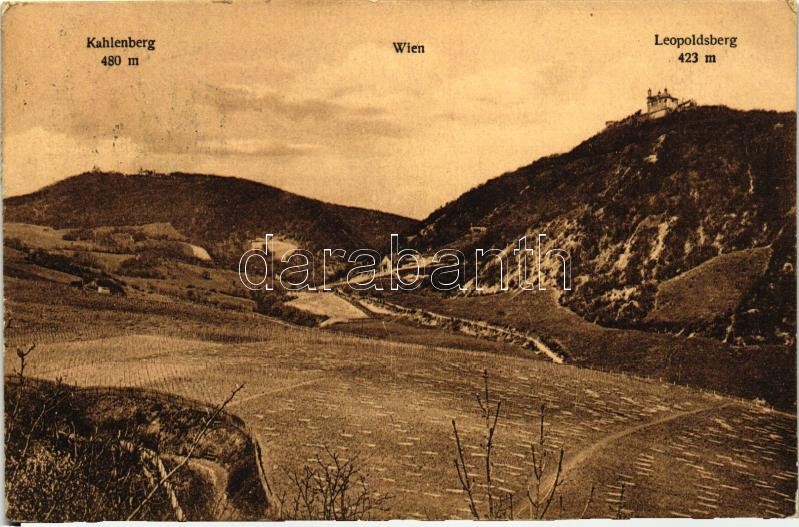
3, 274, 795, 519
3, 104, 796, 520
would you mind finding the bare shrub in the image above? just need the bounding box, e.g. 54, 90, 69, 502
452, 369, 513, 519
451, 369, 595, 520
526, 403, 565, 518
277, 446, 390, 520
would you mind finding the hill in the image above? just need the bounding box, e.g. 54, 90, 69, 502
410, 106, 796, 346
4, 171, 418, 267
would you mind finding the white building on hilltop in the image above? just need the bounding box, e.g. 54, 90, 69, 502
645, 88, 679, 118
605, 88, 696, 129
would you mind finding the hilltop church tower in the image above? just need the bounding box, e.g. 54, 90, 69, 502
645, 88, 679, 118
605, 88, 695, 129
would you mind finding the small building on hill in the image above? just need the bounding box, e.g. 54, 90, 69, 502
645, 88, 679, 118
80, 278, 122, 295
605, 88, 696, 128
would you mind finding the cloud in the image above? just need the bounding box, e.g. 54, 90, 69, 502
197, 138, 322, 157
204, 83, 386, 118
199, 83, 406, 139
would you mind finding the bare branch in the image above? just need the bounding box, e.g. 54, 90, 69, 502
452, 418, 479, 519
580, 485, 595, 519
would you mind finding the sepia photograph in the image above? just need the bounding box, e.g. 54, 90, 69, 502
1, 0, 797, 521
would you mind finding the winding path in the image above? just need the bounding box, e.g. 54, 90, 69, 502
227, 377, 324, 408
516, 401, 733, 518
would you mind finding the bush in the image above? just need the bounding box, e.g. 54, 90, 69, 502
27, 249, 86, 276
250, 290, 325, 327
62, 228, 95, 242
255, 299, 324, 327
5, 379, 169, 521
26, 250, 126, 295
277, 447, 389, 520
70, 252, 101, 269
4, 237, 30, 252
118, 254, 165, 279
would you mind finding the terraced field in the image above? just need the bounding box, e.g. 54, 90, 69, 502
7, 324, 796, 518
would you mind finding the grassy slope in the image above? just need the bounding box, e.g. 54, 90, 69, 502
645, 246, 772, 326
379, 290, 796, 411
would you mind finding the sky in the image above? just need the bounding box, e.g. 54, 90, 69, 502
2, 0, 796, 219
